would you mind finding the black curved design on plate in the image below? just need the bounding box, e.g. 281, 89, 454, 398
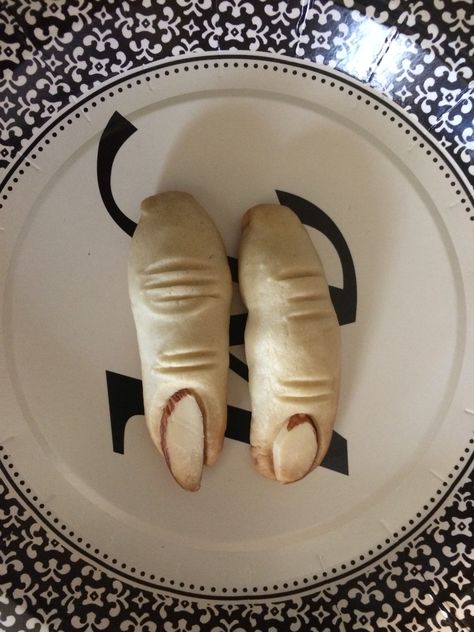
97, 111, 138, 237
276, 190, 357, 326
96, 116, 358, 329
105, 370, 348, 475
2, 44, 472, 624
98, 115, 352, 475
97, 112, 245, 351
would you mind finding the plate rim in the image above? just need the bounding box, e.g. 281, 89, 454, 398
1, 52, 473, 601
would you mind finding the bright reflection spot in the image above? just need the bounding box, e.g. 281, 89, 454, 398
437, 610, 454, 632
336, 18, 393, 80
372, 31, 425, 90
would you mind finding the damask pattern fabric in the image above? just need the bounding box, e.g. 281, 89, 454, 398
0, 1, 473, 630
0, 453, 472, 631
0, 0, 472, 178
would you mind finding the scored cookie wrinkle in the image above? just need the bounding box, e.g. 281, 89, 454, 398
128, 192, 232, 491
239, 204, 341, 484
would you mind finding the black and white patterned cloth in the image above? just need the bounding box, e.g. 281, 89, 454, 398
0, 0, 472, 181
1, 1, 473, 631
1, 445, 473, 631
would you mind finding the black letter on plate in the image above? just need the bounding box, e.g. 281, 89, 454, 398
106, 371, 348, 475
97, 111, 138, 237
276, 190, 357, 325
97, 115, 353, 475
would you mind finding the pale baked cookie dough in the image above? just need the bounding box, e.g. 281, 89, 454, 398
128, 192, 232, 491
239, 204, 341, 483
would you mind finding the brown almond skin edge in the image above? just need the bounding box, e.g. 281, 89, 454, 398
159, 389, 205, 492
252, 414, 321, 484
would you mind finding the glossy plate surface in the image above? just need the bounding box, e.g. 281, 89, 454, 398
1, 2, 473, 630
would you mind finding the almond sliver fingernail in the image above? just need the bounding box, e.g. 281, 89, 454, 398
160, 390, 204, 492
273, 414, 318, 484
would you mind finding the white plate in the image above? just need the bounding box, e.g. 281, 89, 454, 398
1, 54, 473, 597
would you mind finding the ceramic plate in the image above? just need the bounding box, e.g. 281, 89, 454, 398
1, 51, 473, 629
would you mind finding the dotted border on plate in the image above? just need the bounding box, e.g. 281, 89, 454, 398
1, 55, 473, 600
0, 58, 473, 221
1, 438, 473, 599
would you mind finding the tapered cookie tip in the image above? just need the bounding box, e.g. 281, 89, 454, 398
241, 204, 278, 229
204, 440, 223, 467
160, 390, 205, 492
141, 191, 194, 213
241, 208, 253, 229
272, 414, 318, 484
250, 446, 277, 481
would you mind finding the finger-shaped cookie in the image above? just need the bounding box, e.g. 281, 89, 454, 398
239, 204, 340, 484
128, 192, 232, 491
